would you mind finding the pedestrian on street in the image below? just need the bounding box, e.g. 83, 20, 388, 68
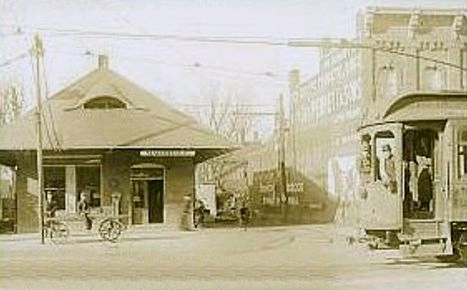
180, 195, 193, 231
194, 199, 205, 229
45, 191, 58, 219
239, 200, 250, 231
45, 191, 58, 237
78, 191, 92, 230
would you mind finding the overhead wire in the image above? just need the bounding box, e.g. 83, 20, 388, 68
45, 49, 288, 86
0, 24, 288, 45
3, 23, 465, 142
89, 0, 282, 90
2, 24, 465, 74
378, 47, 467, 71
90, 0, 189, 61
0, 52, 28, 68
28, 52, 56, 151
40, 52, 62, 151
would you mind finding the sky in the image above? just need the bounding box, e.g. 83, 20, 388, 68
1, 0, 466, 135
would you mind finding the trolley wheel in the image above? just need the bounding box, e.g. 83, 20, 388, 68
99, 218, 123, 242
50, 222, 70, 244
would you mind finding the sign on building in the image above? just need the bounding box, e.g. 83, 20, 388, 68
139, 150, 196, 157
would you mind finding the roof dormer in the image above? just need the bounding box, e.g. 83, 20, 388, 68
83, 96, 127, 109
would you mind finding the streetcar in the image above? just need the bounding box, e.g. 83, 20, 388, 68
357, 91, 467, 264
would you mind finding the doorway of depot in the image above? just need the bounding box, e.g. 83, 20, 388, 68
147, 180, 163, 223
131, 179, 164, 224
131, 165, 165, 224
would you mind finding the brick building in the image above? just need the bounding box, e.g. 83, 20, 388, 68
0, 56, 233, 233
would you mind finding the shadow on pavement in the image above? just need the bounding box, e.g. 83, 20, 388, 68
62, 234, 182, 245
385, 257, 467, 269
121, 235, 182, 242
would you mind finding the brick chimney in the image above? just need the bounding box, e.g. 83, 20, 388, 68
98, 54, 109, 70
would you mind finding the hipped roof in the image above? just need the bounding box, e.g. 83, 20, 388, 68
0, 64, 235, 154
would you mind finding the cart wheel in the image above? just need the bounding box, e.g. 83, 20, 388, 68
50, 222, 70, 244
99, 219, 123, 242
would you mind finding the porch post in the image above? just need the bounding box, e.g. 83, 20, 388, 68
65, 165, 76, 213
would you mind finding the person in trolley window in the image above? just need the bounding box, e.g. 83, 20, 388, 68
357, 139, 372, 199
376, 144, 397, 193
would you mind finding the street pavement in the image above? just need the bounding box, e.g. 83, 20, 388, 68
0, 224, 466, 290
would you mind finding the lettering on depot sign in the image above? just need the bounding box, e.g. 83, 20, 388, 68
140, 150, 196, 157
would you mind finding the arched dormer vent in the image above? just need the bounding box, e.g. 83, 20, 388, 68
83, 96, 127, 109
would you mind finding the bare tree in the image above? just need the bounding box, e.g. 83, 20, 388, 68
196, 83, 257, 144
193, 83, 259, 214
0, 82, 24, 226
0, 83, 24, 125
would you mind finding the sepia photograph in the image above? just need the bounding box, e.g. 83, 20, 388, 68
0, 0, 466, 289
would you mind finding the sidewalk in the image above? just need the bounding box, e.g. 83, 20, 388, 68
0, 224, 194, 245
0, 223, 352, 246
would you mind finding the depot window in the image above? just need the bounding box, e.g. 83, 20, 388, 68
44, 167, 66, 210
76, 166, 101, 208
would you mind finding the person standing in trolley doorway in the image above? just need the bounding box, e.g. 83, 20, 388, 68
418, 162, 433, 213
78, 191, 92, 230
376, 144, 397, 193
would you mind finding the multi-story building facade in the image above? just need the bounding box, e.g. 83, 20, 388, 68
289, 7, 467, 223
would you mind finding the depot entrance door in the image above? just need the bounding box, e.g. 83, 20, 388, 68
131, 165, 164, 224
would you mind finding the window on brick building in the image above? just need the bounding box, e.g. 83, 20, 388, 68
378, 65, 399, 98
422, 65, 446, 91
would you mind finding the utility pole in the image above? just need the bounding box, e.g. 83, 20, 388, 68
277, 94, 287, 217
33, 34, 45, 244
232, 103, 287, 214
288, 69, 300, 172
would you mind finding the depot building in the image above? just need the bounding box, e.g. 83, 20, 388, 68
0, 56, 234, 233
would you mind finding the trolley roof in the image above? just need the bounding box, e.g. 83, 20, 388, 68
359, 91, 467, 130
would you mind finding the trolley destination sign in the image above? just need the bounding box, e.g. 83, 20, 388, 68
139, 150, 196, 157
